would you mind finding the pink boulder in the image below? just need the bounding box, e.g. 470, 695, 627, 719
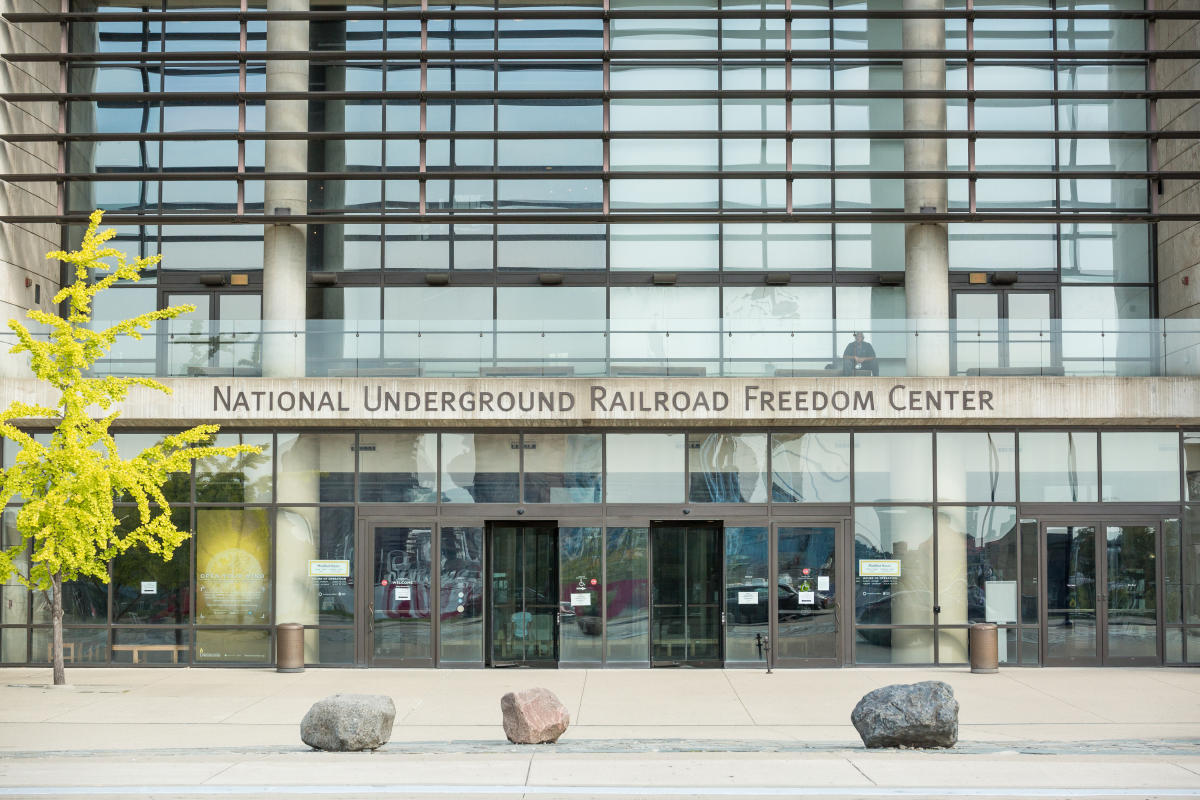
500, 687, 570, 744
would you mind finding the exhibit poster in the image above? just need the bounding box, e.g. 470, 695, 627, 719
196, 509, 271, 625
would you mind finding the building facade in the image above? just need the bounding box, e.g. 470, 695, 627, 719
0, 0, 1198, 669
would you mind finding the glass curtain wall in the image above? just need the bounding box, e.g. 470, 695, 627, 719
0, 428, 1187, 666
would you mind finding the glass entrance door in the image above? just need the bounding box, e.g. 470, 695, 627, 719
651, 523, 723, 667
487, 524, 559, 667
774, 524, 840, 666
369, 523, 435, 666
952, 290, 1055, 374
1044, 521, 1159, 665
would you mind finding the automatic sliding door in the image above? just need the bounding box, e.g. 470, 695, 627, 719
488, 525, 558, 667
651, 523, 722, 667
1103, 524, 1159, 665
1045, 524, 1099, 665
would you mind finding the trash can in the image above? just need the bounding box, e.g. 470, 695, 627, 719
276, 623, 305, 673
969, 622, 999, 674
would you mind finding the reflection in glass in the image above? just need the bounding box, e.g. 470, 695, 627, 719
776, 526, 838, 662
275, 507, 354, 632
606, 527, 649, 663
32, 628, 107, 664
440, 526, 484, 664
195, 629, 270, 663
112, 628, 190, 665
1105, 525, 1158, 660
441, 434, 519, 503
1187, 505, 1200, 625
724, 527, 769, 663
854, 433, 933, 503
688, 433, 767, 503
771, 432, 851, 503
195, 433, 272, 503
1185, 434, 1200, 501
1021, 519, 1040, 625
1019, 432, 1098, 502
854, 506, 934, 664
112, 507, 190, 625
560, 527, 603, 663
651, 524, 722, 664
605, 434, 684, 503
936, 432, 1016, 503
524, 434, 602, 503
937, 506, 1019, 665
0, 510, 27, 661
373, 525, 433, 662
1101, 432, 1180, 502
1046, 525, 1098, 663
277, 433, 355, 503
359, 433, 437, 502
489, 526, 558, 665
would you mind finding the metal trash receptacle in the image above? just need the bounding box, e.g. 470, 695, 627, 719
276, 623, 305, 673
969, 622, 999, 674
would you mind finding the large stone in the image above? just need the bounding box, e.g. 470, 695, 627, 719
300, 693, 396, 752
850, 681, 958, 749
500, 687, 570, 744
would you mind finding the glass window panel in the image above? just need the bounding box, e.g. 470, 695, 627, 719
1061, 224, 1150, 284
440, 525, 484, 664
974, 0, 1052, 49
194, 629, 271, 663
499, 139, 603, 169
110, 628, 190, 665
949, 224, 1056, 271
358, 433, 437, 502
302, 628, 354, 665
1187, 434, 1200, 501
1061, 286, 1152, 319
1101, 432, 1181, 502
499, 179, 602, 210
724, 526, 770, 663
611, 179, 718, 210
723, 139, 786, 171
194, 433, 272, 504
1019, 431, 1099, 502
854, 505, 935, 663
499, 100, 602, 131
723, 223, 831, 270
498, 18, 603, 50
606, 434, 684, 503
611, 18, 718, 49
560, 527, 603, 662
1060, 179, 1147, 211
276, 507, 354, 629
453, 223, 495, 270
606, 526, 649, 663
771, 432, 850, 503
609, 286, 720, 366
855, 433, 933, 503
1165, 518, 1182, 626
496, 225, 606, 270
611, 139, 718, 171
937, 506, 1019, 627
610, 225, 719, 270
835, 223, 904, 271
1, 510, 28, 638
277, 433, 355, 503
1166, 627, 1184, 664
384, 224, 450, 270
524, 434, 603, 503
936, 432, 1017, 503
194, 508, 271, 626
687, 433, 767, 503
1021, 519, 1040, 625
31, 628, 107, 664
441, 434, 519, 503
611, 100, 719, 130
112, 508, 190, 625
833, 0, 901, 49
723, 285, 834, 371
1186, 505, 1200, 625
724, 179, 786, 209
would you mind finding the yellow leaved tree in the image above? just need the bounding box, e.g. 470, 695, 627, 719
0, 211, 260, 685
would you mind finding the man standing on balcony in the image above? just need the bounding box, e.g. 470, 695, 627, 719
843, 332, 879, 376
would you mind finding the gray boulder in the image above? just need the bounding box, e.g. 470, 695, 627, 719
301, 693, 396, 751
501, 687, 570, 744
850, 681, 958, 749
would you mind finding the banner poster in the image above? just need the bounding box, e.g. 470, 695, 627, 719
196, 508, 271, 626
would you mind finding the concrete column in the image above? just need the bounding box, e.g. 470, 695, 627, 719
263, 0, 310, 378
275, 435, 321, 663
902, 0, 950, 376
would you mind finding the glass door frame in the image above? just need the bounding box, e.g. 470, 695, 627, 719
951, 285, 1059, 374
484, 520, 562, 668
160, 285, 263, 378
358, 514, 438, 668
1039, 517, 1163, 667
648, 519, 725, 668
770, 517, 847, 669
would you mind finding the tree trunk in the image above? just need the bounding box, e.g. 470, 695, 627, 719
51, 571, 65, 686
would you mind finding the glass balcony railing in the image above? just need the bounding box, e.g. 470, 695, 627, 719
4, 318, 1199, 379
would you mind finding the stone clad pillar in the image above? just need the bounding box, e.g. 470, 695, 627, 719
903, 0, 950, 376
263, 0, 310, 378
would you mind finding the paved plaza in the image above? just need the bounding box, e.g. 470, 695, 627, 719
0, 666, 1197, 798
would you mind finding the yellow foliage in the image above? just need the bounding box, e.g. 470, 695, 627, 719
0, 210, 262, 591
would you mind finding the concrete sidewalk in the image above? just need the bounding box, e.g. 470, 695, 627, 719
0, 666, 1197, 798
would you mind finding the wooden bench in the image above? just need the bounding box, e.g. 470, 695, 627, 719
112, 643, 190, 664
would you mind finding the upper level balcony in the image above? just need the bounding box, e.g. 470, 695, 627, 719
11, 317, 1198, 380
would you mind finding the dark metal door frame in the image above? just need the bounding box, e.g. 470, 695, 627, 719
359, 515, 438, 668
769, 518, 846, 669
485, 521, 561, 668
649, 520, 725, 668
951, 286, 1059, 372
1040, 517, 1163, 667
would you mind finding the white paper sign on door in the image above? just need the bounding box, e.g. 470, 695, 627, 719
570, 592, 591, 606
817, 576, 830, 591
737, 591, 759, 605
798, 591, 816, 605
395, 586, 411, 601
